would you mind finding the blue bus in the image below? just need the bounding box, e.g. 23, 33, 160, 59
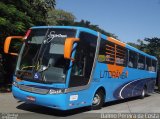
4, 26, 157, 110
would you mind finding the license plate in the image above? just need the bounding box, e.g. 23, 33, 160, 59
26, 96, 36, 102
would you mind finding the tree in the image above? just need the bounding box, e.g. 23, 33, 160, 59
73, 20, 118, 38
144, 37, 160, 91
143, 37, 160, 69
47, 9, 75, 25
0, 0, 56, 86
127, 42, 139, 49
46, 12, 118, 39
128, 39, 147, 51
0, 0, 56, 41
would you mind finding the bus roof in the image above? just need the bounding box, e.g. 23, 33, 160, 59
31, 26, 98, 36
31, 26, 157, 60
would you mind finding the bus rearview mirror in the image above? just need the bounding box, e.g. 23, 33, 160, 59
4, 36, 24, 56
64, 38, 80, 60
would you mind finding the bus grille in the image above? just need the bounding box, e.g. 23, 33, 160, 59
19, 84, 49, 94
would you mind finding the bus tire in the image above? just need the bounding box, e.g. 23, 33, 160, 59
91, 89, 104, 110
140, 87, 147, 99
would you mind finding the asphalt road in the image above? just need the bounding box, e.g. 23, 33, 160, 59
0, 90, 160, 119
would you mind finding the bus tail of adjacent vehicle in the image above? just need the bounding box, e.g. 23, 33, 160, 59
4, 26, 157, 110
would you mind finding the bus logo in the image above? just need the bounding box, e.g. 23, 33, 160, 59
44, 31, 67, 44
100, 70, 128, 79
34, 73, 39, 79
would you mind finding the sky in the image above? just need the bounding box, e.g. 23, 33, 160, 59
56, 0, 160, 43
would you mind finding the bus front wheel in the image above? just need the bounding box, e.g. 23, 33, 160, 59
91, 90, 104, 110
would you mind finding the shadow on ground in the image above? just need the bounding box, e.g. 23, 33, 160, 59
16, 95, 153, 117
17, 103, 91, 117
103, 95, 151, 107
154, 88, 160, 94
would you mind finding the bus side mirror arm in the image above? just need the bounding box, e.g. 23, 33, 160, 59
64, 38, 80, 61
4, 36, 24, 56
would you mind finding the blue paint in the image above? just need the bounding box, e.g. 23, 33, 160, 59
12, 26, 157, 110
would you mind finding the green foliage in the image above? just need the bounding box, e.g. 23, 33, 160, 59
46, 11, 117, 38
0, 0, 56, 42
47, 9, 75, 25
0, 0, 118, 86
128, 39, 147, 51
0, 0, 117, 44
127, 42, 139, 49
0, 0, 116, 41
144, 37, 160, 70
73, 20, 117, 38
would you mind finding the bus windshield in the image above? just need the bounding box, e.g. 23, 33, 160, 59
17, 28, 76, 83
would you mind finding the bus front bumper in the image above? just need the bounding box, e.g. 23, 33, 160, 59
12, 85, 68, 110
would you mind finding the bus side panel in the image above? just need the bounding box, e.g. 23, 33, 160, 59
92, 62, 156, 102
65, 81, 114, 110
65, 90, 93, 110
54, 62, 156, 110
91, 62, 118, 102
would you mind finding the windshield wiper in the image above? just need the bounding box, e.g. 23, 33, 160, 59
32, 29, 50, 71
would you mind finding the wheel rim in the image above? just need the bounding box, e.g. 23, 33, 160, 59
142, 89, 145, 97
92, 94, 101, 106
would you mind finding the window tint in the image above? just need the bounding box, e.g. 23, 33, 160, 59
98, 40, 109, 63
151, 60, 157, 72
105, 41, 115, 64
145, 58, 157, 72
69, 32, 97, 87
98, 39, 127, 66
116, 45, 127, 66
128, 50, 137, 68
138, 54, 145, 70
146, 57, 151, 71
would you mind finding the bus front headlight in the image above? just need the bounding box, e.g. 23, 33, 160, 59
48, 89, 64, 94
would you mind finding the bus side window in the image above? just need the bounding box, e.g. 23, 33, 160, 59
69, 32, 97, 87
106, 41, 115, 64
151, 60, 157, 72
138, 54, 145, 70
98, 40, 115, 64
98, 39, 107, 63
128, 50, 137, 68
71, 48, 85, 76
146, 57, 152, 71
116, 45, 127, 66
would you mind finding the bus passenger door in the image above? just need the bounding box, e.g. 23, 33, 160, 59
68, 32, 97, 87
